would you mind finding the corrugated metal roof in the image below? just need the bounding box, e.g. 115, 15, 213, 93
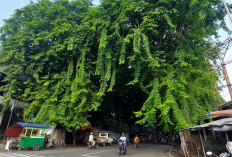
181, 118, 232, 132
220, 101, 232, 109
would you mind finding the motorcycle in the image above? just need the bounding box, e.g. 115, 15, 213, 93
206, 142, 232, 157
118, 140, 126, 156
206, 151, 230, 157
152, 135, 162, 144
113, 137, 119, 144
44, 135, 55, 149
87, 140, 99, 150
46, 139, 56, 149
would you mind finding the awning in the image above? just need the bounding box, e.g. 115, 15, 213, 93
80, 126, 94, 131
3, 122, 50, 137
17, 122, 50, 129
3, 123, 23, 137
180, 118, 232, 132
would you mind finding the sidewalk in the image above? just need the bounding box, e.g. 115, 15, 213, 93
0, 140, 5, 152
0, 140, 87, 153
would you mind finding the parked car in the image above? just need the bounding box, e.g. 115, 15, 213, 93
97, 133, 113, 146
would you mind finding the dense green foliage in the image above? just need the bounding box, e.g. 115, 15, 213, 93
0, 0, 229, 132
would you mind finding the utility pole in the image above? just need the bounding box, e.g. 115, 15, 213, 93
222, 0, 232, 24
3, 98, 17, 144
221, 63, 232, 100
221, 0, 232, 101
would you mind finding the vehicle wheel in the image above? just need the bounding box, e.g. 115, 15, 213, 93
103, 142, 106, 147
33, 144, 40, 151
110, 142, 113, 146
51, 140, 56, 149
118, 148, 122, 156
87, 143, 90, 150
123, 149, 127, 155
96, 144, 99, 149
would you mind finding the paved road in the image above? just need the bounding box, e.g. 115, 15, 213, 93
0, 143, 170, 157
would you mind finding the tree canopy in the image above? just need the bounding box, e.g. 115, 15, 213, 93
0, 0, 229, 132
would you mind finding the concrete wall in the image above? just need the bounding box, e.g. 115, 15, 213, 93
0, 95, 27, 109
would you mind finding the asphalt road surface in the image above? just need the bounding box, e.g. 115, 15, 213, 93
0, 143, 170, 157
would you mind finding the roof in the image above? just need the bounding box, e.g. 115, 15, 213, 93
17, 122, 50, 129
3, 122, 50, 137
219, 101, 232, 110
181, 117, 232, 132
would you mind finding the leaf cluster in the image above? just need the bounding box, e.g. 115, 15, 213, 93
0, 0, 228, 131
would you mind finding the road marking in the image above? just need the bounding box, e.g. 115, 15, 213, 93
0, 153, 53, 157
9, 153, 32, 157
0, 153, 20, 157
81, 149, 116, 157
0, 152, 18, 157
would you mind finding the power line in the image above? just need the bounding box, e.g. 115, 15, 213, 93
222, 91, 229, 98
224, 59, 232, 65
222, 39, 231, 61
225, 51, 232, 61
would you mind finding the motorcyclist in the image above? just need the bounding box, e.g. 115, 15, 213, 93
89, 132, 95, 146
119, 133, 127, 151
134, 135, 140, 147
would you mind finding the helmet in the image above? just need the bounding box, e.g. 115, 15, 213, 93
122, 133, 124, 135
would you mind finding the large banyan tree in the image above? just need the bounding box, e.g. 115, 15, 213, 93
0, 0, 230, 132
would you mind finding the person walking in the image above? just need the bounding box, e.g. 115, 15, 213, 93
134, 135, 140, 148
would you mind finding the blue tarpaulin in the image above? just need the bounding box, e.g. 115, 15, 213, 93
17, 122, 50, 129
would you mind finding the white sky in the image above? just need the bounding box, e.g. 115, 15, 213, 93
218, 0, 232, 102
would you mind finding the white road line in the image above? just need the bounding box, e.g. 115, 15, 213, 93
24, 155, 41, 157
81, 149, 116, 157
0, 153, 18, 157
9, 153, 46, 157
0, 153, 53, 157
9, 153, 32, 157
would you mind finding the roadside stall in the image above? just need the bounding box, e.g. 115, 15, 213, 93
179, 118, 232, 157
3, 122, 50, 151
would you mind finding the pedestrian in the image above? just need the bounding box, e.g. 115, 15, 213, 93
134, 135, 140, 147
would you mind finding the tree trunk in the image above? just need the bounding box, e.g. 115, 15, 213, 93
53, 128, 66, 147
73, 131, 76, 147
